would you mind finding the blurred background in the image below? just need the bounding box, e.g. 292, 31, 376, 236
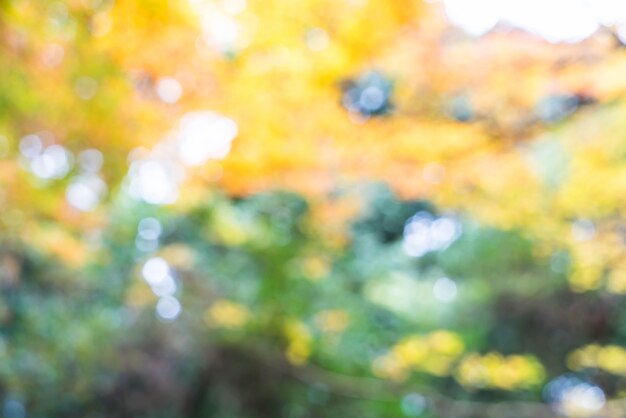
3, 0, 626, 416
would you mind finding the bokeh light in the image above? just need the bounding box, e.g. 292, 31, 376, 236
4, 0, 626, 416
441, 0, 625, 42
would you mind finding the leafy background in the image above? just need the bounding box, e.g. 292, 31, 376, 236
2, 0, 626, 417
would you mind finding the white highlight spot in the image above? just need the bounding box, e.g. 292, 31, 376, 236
138, 217, 162, 241
151, 274, 177, 297
571, 219, 596, 242
177, 111, 238, 166
128, 160, 180, 205
403, 212, 461, 257
559, 384, 606, 415
199, 11, 240, 51
156, 77, 183, 104
442, 0, 607, 42
306, 28, 330, 51
66, 174, 107, 211
30, 145, 72, 179
19, 135, 43, 159
156, 296, 181, 321
444, 0, 499, 36
433, 277, 458, 303
142, 257, 169, 285
78, 149, 103, 173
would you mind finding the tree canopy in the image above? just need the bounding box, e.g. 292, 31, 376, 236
3, 0, 626, 417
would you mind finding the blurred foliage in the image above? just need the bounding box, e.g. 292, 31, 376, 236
0, 186, 618, 417
4, 0, 626, 417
